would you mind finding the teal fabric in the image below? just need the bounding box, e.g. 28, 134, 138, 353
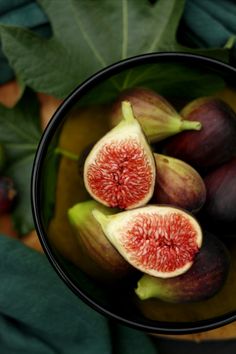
0, 0, 51, 84
183, 0, 236, 55
0, 0, 235, 83
0, 234, 157, 354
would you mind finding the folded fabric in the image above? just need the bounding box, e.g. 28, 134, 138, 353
0, 234, 157, 354
183, 0, 236, 56
0, 0, 235, 84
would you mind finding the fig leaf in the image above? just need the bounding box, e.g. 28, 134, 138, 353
0, 90, 41, 235
0, 0, 230, 99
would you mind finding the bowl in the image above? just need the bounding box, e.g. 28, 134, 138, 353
32, 52, 236, 335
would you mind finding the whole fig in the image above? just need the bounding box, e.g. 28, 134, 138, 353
153, 153, 206, 212
0, 177, 17, 214
164, 97, 236, 169
135, 233, 230, 303
202, 157, 236, 233
110, 87, 201, 143
68, 200, 133, 280
0, 144, 5, 172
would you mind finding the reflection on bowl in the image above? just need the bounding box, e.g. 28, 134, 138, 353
32, 52, 236, 334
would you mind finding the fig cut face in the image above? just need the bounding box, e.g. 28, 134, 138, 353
84, 101, 156, 209
93, 205, 202, 278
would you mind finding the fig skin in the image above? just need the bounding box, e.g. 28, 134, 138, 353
84, 101, 156, 210
0, 144, 5, 172
153, 153, 206, 212
110, 87, 201, 143
68, 200, 134, 280
93, 205, 202, 279
164, 97, 236, 169
202, 157, 236, 233
0, 177, 17, 214
135, 232, 230, 303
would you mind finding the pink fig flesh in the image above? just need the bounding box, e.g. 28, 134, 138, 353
135, 232, 230, 302
93, 205, 202, 278
84, 101, 156, 209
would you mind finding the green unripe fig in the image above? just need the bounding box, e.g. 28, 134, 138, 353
68, 200, 133, 280
110, 87, 201, 143
135, 233, 230, 303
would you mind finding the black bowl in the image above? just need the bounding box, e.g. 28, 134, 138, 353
32, 52, 236, 335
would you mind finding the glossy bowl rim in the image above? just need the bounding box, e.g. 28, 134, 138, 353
31, 51, 236, 335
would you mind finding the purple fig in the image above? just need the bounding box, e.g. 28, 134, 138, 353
68, 200, 133, 280
135, 232, 230, 303
203, 158, 236, 230
110, 87, 201, 143
0, 177, 17, 214
164, 97, 236, 169
153, 153, 206, 212
0, 144, 5, 172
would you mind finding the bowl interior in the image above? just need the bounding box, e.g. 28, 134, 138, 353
32, 53, 236, 334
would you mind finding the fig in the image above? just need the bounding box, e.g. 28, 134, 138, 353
164, 97, 236, 168
203, 157, 236, 229
93, 205, 202, 278
110, 87, 201, 143
84, 101, 156, 209
152, 153, 206, 212
0, 143, 5, 172
68, 200, 133, 279
135, 232, 230, 303
0, 177, 17, 214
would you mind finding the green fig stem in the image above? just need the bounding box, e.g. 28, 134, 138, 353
55, 147, 79, 161
180, 120, 202, 131
135, 275, 163, 300
92, 209, 110, 230
121, 101, 136, 124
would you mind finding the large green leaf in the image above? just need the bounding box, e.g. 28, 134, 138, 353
0, 90, 41, 235
0, 0, 231, 99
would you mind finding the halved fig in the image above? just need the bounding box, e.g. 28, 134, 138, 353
93, 205, 202, 278
84, 101, 156, 209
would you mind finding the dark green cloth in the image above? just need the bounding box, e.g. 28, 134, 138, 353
0, 234, 157, 354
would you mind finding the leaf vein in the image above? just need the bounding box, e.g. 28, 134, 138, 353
70, 0, 107, 68
122, 0, 128, 59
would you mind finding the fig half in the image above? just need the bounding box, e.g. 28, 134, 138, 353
135, 232, 230, 303
153, 153, 206, 212
93, 205, 202, 278
110, 87, 201, 143
84, 101, 156, 209
164, 97, 236, 168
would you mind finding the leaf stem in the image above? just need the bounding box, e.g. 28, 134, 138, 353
122, 0, 128, 59
55, 147, 79, 161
